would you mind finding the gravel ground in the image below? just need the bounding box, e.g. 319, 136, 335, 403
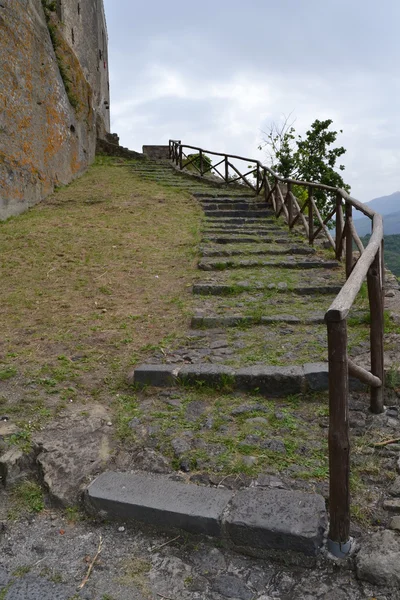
0, 505, 398, 600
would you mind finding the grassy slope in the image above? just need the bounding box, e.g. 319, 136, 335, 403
0, 156, 202, 407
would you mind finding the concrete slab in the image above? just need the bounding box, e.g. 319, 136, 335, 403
86, 471, 232, 537
224, 488, 327, 556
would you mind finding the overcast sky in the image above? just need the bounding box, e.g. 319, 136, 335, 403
103, 0, 399, 202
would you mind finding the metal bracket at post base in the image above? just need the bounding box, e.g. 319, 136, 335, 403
327, 537, 353, 558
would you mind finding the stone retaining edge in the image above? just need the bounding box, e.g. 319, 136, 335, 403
85, 471, 327, 562
131, 362, 366, 394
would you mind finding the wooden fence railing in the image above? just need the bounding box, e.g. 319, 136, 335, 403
169, 139, 385, 556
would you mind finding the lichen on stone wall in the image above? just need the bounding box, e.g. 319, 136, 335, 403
41, 0, 93, 120
0, 0, 109, 220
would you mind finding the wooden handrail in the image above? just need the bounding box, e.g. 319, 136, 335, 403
348, 359, 382, 388
168, 139, 385, 552
325, 214, 383, 322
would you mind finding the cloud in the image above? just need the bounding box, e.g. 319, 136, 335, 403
104, 0, 400, 200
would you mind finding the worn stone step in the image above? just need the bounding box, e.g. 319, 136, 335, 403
203, 236, 293, 245
193, 191, 256, 199
85, 471, 327, 559
202, 202, 271, 211
204, 209, 274, 218
191, 314, 325, 328
199, 246, 315, 257
198, 258, 339, 271
204, 222, 281, 231
199, 197, 262, 204
204, 219, 285, 227
205, 216, 278, 225
202, 229, 296, 237
132, 362, 330, 394
192, 282, 342, 296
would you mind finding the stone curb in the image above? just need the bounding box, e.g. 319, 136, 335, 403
204, 210, 274, 218
202, 202, 272, 210
192, 283, 342, 296
191, 314, 325, 328
203, 236, 293, 244
200, 247, 315, 258
198, 259, 339, 271
132, 362, 330, 394
85, 471, 327, 559
131, 362, 365, 394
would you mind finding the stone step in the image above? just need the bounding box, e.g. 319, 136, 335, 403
198, 258, 339, 271
204, 223, 281, 232
205, 216, 278, 225
132, 362, 330, 395
192, 282, 342, 296
202, 202, 270, 211
203, 236, 293, 244
204, 219, 285, 227
199, 246, 315, 257
193, 192, 256, 199
85, 471, 327, 559
202, 228, 295, 236
204, 210, 273, 218
191, 314, 325, 328
199, 197, 262, 205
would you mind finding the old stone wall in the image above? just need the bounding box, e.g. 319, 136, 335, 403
0, 0, 110, 220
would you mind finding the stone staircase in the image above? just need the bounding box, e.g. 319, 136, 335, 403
129, 157, 352, 395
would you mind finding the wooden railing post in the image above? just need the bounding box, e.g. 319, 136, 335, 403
287, 183, 293, 228
263, 169, 269, 204
275, 179, 280, 213
327, 318, 351, 554
336, 192, 344, 260
367, 250, 385, 414
256, 164, 260, 194
308, 186, 314, 245
179, 145, 183, 170
175, 143, 179, 166
345, 202, 353, 278
225, 156, 229, 184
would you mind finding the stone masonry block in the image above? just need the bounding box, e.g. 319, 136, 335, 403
86, 471, 232, 537
178, 364, 236, 387
224, 488, 327, 556
303, 363, 329, 391
133, 364, 180, 388
235, 365, 304, 397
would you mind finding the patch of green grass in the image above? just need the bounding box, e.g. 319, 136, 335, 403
119, 556, 151, 597
0, 366, 17, 380
0, 589, 9, 600
7, 430, 32, 453
65, 505, 84, 523
12, 566, 31, 578
225, 323, 328, 367
386, 364, 400, 390
113, 394, 141, 442
9, 480, 44, 519
0, 157, 208, 419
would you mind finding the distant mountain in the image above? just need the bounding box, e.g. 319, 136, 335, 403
361, 234, 400, 279
353, 192, 400, 236
354, 191, 400, 219
354, 209, 400, 237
